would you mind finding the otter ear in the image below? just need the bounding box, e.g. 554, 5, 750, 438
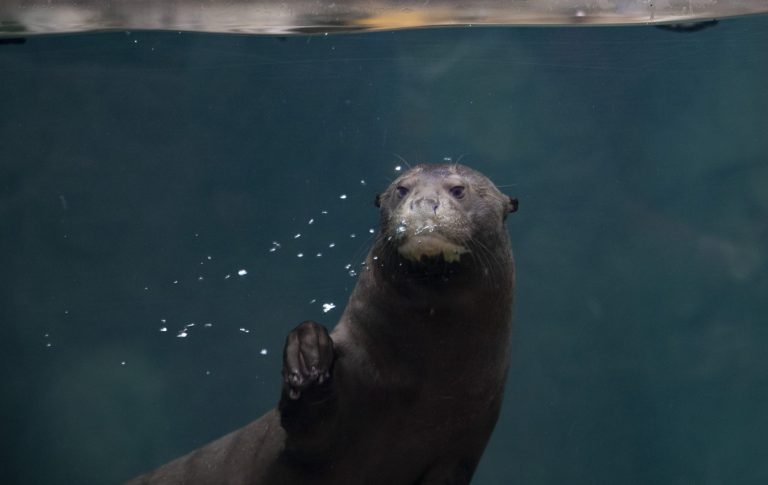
503, 196, 518, 219
508, 196, 519, 213
374, 194, 381, 208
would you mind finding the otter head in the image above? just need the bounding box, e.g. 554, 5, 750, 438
375, 164, 517, 265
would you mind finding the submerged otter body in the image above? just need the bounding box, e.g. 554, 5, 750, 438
127, 163, 518, 485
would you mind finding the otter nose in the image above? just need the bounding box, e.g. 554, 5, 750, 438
410, 197, 440, 215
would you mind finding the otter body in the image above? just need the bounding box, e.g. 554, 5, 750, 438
128, 164, 518, 485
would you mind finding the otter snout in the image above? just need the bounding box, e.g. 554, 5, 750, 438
410, 196, 440, 215
394, 190, 468, 263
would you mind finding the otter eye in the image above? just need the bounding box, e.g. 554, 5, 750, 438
396, 186, 409, 198
449, 185, 466, 199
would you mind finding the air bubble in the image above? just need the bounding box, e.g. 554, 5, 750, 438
322, 303, 336, 313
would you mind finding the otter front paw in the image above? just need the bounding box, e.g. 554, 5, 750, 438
282, 321, 334, 400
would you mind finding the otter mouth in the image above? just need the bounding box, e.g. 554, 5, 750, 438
397, 234, 469, 263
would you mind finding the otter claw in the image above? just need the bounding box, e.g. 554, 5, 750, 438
282, 321, 334, 400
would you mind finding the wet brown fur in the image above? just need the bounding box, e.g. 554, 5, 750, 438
127, 163, 517, 485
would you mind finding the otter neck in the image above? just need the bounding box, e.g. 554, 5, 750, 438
337, 241, 513, 382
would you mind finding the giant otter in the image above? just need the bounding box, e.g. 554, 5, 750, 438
127, 163, 518, 485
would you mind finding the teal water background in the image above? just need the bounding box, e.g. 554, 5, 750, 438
1, 15, 767, 484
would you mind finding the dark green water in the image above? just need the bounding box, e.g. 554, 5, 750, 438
1, 15, 767, 485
